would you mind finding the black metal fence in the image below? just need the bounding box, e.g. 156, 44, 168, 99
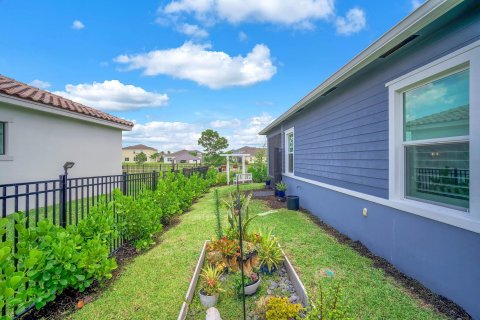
415, 167, 469, 199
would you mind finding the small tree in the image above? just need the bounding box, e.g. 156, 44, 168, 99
135, 152, 147, 164
198, 129, 229, 165
150, 152, 160, 162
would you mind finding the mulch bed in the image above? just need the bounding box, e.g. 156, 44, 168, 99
251, 190, 471, 320
19, 217, 182, 320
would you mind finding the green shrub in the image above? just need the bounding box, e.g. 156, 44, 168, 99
115, 189, 163, 250
0, 213, 117, 316
248, 163, 268, 182
0, 170, 215, 318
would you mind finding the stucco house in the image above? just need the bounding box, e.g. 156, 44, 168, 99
260, 1, 479, 318
164, 149, 202, 164
122, 144, 158, 163
0, 75, 133, 184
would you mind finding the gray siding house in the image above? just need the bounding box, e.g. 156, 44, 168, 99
260, 1, 480, 318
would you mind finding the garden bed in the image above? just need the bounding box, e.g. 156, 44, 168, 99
181, 241, 308, 320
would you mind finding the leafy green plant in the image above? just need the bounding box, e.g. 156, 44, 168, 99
214, 189, 223, 239
275, 182, 287, 192
264, 297, 302, 320
305, 281, 351, 320
232, 271, 259, 298
248, 163, 268, 183
200, 264, 223, 296
224, 192, 256, 240
258, 230, 283, 273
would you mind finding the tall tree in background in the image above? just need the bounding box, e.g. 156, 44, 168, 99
150, 152, 160, 162
198, 129, 228, 165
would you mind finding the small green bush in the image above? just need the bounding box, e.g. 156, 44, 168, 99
248, 163, 268, 183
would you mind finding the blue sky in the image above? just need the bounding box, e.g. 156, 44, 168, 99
0, 0, 423, 152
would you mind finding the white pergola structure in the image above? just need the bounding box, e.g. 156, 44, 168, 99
220, 153, 249, 185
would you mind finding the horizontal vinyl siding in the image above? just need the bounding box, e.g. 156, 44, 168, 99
282, 8, 480, 199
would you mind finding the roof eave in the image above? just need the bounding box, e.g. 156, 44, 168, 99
259, 0, 463, 135
0, 93, 133, 131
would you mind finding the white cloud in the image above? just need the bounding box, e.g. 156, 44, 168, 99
210, 118, 241, 128
238, 31, 248, 42
30, 79, 51, 89
411, 0, 424, 10
335, 7, 366, 35
72, 20, 85, 30
162, 0, 334, 27
228, 112, 273, 148
54, 80, 169, 111
115, 42, 276, 89
177, 23, 209, 38
123, 121, 202, 151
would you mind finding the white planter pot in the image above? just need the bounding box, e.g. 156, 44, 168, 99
199, 290, 219, 307
244, 276, 261, 296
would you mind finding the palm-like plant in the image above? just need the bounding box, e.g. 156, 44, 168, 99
200, 264, 223, 296
224, 192, 256, 240
258, 230, 284, 273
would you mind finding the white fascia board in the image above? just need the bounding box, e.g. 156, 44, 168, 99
0, 94, 133, 131
259, 0, 463, 135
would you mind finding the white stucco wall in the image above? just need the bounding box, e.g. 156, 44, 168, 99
0, 102, 123, 184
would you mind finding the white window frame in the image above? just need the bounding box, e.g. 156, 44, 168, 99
284, 127, 294, 175
0, 117, 13, 161
387, 40, 480, 222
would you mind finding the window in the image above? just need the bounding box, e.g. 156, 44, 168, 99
403, 69, 469, 210
0, 122, 5, 156
285, 127, 294, 174
125, 157, 130, 162
388, 41, 480, 221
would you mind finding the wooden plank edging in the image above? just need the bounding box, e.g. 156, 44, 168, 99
177, 240, 209, 320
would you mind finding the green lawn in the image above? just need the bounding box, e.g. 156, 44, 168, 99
70, 184, 444, 320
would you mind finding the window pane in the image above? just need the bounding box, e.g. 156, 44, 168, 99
405, 142, 469, 210
0, 122, 4, 155
404, 69, 469, 141
288, 153, 294, 173
288, 133, 294, 153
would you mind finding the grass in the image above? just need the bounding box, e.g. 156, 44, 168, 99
70, 184, 444, 320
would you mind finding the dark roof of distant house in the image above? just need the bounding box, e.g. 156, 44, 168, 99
232, 146, 264, 156
122, 144, 157, 151
0, 75, 134, 128
406, 105, 468, 127
169, 149, 202, 161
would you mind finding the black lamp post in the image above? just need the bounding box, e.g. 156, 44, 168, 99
63, 161, 75, 176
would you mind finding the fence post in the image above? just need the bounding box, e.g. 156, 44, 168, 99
152, 170, 157, 191
59, 174, 67, 228
122, 172, 128, 195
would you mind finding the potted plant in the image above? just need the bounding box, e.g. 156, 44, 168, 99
275, 182, 287, 199
258, 231, 284, 274
265, 176, 273, 188
233, 270, 261, 297
199, 264, 223, 307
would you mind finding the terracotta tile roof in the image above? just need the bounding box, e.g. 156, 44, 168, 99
122, 144, 157, 151
0, 75, 133, 128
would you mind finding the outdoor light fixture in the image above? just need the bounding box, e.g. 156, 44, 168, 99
63, 162, 75, 175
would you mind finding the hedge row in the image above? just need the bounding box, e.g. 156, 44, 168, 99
0, 169, 218, 319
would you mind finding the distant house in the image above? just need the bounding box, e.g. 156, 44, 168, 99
231, 146, 266, 163
122, 144, 158, 163
260, 2, 479, 318
0, 75, 133, 184
164, 149, 202, 164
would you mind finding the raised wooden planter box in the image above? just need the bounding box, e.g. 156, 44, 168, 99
177, 241, 309, 320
